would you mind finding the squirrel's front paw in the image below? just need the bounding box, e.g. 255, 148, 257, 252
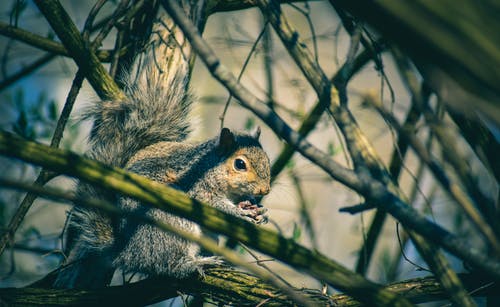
237, 200, 268, 224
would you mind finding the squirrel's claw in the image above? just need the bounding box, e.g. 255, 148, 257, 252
237, 200, 268, 224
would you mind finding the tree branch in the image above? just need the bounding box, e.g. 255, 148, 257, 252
33, 0, 125, 101
0, 175, 313, 306
0, 53, 56, 91
0, 130, 409, 306
0, 270, 496, 306
270, 46, 375, 180
0, 22, 117, 63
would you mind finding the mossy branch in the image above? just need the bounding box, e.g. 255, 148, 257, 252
0, 130, 409, 306
0, 270, 496, 306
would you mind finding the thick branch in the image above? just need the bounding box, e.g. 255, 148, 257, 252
0, 130, 406, 306
0, 271, 496, 306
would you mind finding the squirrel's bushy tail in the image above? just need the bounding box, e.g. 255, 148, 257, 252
53, 17, 195, 288
85, 63, 194, 167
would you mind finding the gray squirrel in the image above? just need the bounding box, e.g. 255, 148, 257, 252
52, 21, 271, 289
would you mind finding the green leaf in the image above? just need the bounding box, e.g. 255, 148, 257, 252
327, 141, 340, 156
292, 222, 302, 241
244, 117, 255, 131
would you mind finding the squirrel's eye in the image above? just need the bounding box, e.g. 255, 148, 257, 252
234, 158, 247, 171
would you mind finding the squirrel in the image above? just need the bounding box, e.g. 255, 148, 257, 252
52, 19, 271, 289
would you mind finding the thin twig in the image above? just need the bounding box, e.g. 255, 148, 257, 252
219, 22, 268, 128
289, 169, 318, 250
0, 21, 116, 62
91, 0, 131, 50
0, 53, 56, 92
83, 0, 108, 44
354, 98, 422, 275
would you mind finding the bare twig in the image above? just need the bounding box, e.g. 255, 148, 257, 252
355, 99, 422, 275
82, 0, 108, 44
0, 53, 56, 92
219, 22, 268, 128
91, 0, 131, 50
289, 170, 318, 250
270, 43, 375, 180
0, 21, 116, 62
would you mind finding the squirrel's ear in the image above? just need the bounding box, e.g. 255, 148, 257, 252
218, 127, 236, 154
252, 126, 261, 140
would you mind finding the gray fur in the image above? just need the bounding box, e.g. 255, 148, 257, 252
84, 65, 193, 167
54, 68, 271, 288
114, 134, 270, 278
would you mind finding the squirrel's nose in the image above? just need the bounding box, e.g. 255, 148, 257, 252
258, 185, 270, 196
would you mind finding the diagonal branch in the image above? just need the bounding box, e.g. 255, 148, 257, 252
33, 0, 125, 101
0, 130, 410, 306
0, 53, 56, 92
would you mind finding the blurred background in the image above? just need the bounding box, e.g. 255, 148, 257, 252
0, 1, 496, 304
